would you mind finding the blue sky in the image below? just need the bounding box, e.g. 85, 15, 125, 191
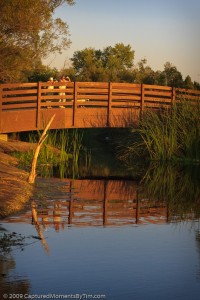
47, 0, 200, 82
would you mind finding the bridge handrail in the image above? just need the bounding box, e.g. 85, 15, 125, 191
1, 82, 200, 133
1, 81, 200, 112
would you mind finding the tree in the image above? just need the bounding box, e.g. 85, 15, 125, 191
27, 65, 59, 82
71, 43, 135, 82
160, 62, 183, 87
183, 75, 194, 90
71, 48, 105, 81
133, 59, 155, 84
194, 81, 200, 90
102, 43, 134, 81
0, 0, 75, 82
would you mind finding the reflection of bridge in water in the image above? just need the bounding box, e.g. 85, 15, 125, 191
6, 179, 172, 230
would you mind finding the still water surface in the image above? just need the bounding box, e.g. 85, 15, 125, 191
1, 168, 200, 300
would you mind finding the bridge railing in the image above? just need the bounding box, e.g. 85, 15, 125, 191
0, 82, 200, 132
1, 81, 200, 110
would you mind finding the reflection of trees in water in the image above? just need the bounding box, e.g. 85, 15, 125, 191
141, 164, 200, 280
140, 163, 200, 221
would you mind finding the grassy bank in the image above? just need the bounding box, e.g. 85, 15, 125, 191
0, 140, 34, 218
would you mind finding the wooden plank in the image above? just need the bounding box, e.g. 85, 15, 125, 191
2, 89, 38, 96
41, 100, 73, 106
78, 82, 109, 88
112, 102, 141, 107
75, 88, 108, 94
144, 84, 172, 91
77, 94, 108, 100
3, 103, 37, 110
144, 97, 171, 103
42, 86, 74, 91
112, 88, 141, 94
41, 95, 73, 100
112, 95, 141, 101
2, 96, 37, 102
78, 101, 108, 107
41, 88, 74, 94
2, 83, 37, 89
112, 83, 140, 88
144, 90, 172, 97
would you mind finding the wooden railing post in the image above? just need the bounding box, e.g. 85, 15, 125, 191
36, 82, 42, 129
0, 84, 2, 133
72, 81, 78, 126
107, 82, 112, 127
140, 84, 145, 120
171, 87, 176, 106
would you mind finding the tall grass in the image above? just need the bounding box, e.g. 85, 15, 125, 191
119, 98, 200, 163
15, 129, 91, 178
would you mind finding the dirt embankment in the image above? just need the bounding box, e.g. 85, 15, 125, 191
0, 140, 37, 218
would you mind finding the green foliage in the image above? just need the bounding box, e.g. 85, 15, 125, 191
70, 45, 199, 89
27, 66, 59, 82
184, 75, 194, 90
133, 59, 155, 84
162, 62, 183, 87
0, 0, 73, 82
119, 99, 200, 163
71, 43, 135, 82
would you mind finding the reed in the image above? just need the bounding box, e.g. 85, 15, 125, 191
15, 129, 90, 178
119, 98, 200, 163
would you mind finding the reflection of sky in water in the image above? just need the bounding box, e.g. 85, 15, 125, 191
2, 221, 200, 300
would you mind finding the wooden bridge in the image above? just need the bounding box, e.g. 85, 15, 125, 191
0, 81, 200, 133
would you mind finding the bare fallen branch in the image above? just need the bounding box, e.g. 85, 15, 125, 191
27, 114, 55, 184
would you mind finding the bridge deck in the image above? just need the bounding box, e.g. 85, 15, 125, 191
0, 81, 199, 133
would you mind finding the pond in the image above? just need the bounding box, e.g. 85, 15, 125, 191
0, 164, 200, 300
